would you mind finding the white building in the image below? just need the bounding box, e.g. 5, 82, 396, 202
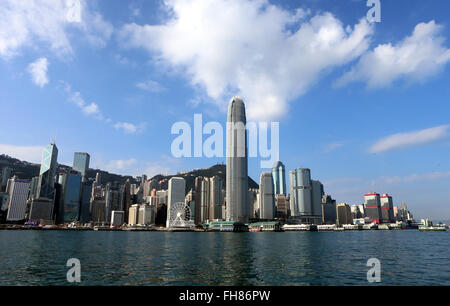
138, 204, 155, 225
166, 177, 186, 228
6, 178, 31, 221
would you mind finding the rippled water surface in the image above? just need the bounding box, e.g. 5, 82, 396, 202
0, 230, 449, 285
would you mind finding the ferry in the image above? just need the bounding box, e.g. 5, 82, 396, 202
419, 226, 446, 232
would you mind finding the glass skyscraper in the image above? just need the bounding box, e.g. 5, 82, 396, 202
59, 170, 82, 223
73, 152, 90, 179
37, 142, 58, 199
272, 161, 286, 195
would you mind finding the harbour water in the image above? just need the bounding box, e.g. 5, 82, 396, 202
0, 230, 449, 286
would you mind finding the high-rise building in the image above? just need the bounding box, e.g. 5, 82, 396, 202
321, 195, 337, 224
364, 193, 382, 224
105, 182, 121, 224
259, 172, 275, 220
58, 170, 82, 223
28, 177, 39, 200
111, 211, 124, 227
336, 203, 353, 225
0, 167, 12, 192
209, 176, 223, 220
380, 194, 394, 223
166, 177, 185, 228
91, 200, 106, 224
79, 182, 92, 223
275, 194, 289, 219
226, 96, 248, 223
37, 142, 58, 199
138, 204, 155, 225
73, 153, 90, 181
290, 168, 312, 216
311, 180, 324, 218
95, 172, 102, 186
6, 178, 31, 221
128, 204, 140, 225
272, 161, 286, 195
29, 198, 54, 222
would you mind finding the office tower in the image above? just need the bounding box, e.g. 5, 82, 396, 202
141, 175, 147, 190
79, 182, 92, 223
321, 194, 337, 224
0, 167, 12, 191
138, 204, 155, 225
166, 177, 186, 228
28, 177, 39, 200
29, 198, 54, 222
111, 211, 124, 227
37, 142, 58, 199
121, 179, 131, 222
336, 203, 353, 225
128, 204, 140, 225
5, 178, 31, 221
364, 193, 382, 224
58, 170, 82, 223
380, 194, 394, 223
105, 182, 121, 224
194, 176, 210, 224
311, 180, 324, 218
272, 161, 286, 195
209, 176, 223, 220
91, 200, 106, 224
358, 204, 366, 217
275, 194, 289, 219
73, 153, 90, 181
259, 172, 275, 220
226, 96, 248, 223
290, 168, 322, 224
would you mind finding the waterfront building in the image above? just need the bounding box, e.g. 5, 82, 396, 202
248, 189, 258, 219
259, 172, 275, 220
73, 152, 90, 181
166, 177, 186, 228
37, 142, 58, 199
105, 182, 121, 224
110, 210, 124, 227
272, 161, 286, 195
322, 194, 337, 224
29, 198, 54, 222
249, 221, 281, 232
380, 194, 395, 223
289, 168, 322, 224
226, 96, 248, 223
209, 176, 223, 220
358, 204, 366, 218
275, 194, 289, 219
128, 204, 140, 225
91, 200, 106, 224
28, 177, 39, 200
364, 193, 382, 224
58, 170, 82, 223
351, 204, 363, 219
336, 203, 353, 225
79, 182, 92, 223
5, 178, 31, 221
138, 204, 155, 225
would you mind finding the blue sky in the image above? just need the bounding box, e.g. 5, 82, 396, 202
1, 0, 450, 220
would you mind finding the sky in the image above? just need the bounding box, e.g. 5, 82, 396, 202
1, 0, 450, 220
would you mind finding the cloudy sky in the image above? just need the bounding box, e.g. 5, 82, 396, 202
1, 0, 450, 220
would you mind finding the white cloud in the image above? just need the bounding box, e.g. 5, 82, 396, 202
118, 0, 373, 120
370, 125, 450, 153
336, 20, 450, 88
323, 142, 344, 153
114, 122, 146, 134
0, 144, 44, 163
104, 158, 137, 174
63, 82, 104, 119
383, 171, 450, 184
0, 0, 113, 59
136, 80, 166, 92
27, 57, 49, 87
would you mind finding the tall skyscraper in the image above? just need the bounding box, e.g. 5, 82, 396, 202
259, 172, 275, 220
289, 168, 312, 216
166, 177, 185, 228
0, 167, 12, 191
58, 170, 82, 223
73, 153, 90, 181
380, 194, 394, 223
37, 142, 58, 199
364, 193, 382, 224
272, 161, 286, 195
5, 178, 31, 221
336, 203, 353, 226
226, 96, 248, 223
209, 176, 223, 220
321, 194, 337, 224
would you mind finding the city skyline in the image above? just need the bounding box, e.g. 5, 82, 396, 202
1, 0, 450, 220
